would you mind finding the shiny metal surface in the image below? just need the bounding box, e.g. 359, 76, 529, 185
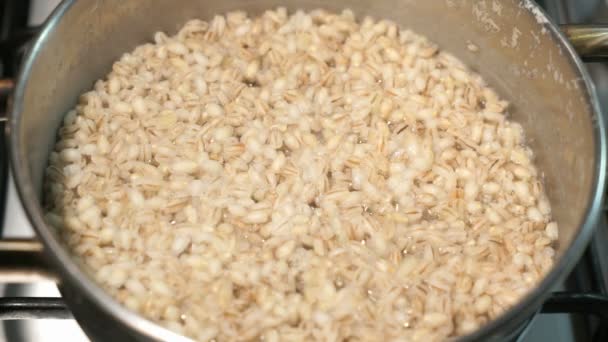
4, 0, 607, 341
0, 239, 55, 283
0, 79, 13, 121
0, 80, 13, 98
562, 25, 608, 61
0, 297, 70, 320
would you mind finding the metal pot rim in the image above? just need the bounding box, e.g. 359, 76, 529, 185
7, 1, 188, 340
7, 1, 607, 341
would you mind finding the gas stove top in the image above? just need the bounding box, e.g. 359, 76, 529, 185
1, 1, 607, 341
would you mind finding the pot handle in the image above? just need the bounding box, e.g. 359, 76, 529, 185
0, 238, 70, 320
0, 79, 12, 118
561, 24, 608, 62
0, 238, 58, 283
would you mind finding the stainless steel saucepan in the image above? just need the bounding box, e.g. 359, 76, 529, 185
1, 0, 607, 341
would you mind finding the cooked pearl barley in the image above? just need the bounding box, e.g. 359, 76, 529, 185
45, 9, 556, 342
474, 295, 493, 314
275, 240, 297, 259
545, 222, 559, 240
205, 103, 224, 117
59, 148, 80, 162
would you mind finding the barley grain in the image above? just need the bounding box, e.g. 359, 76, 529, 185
45, 9, 556, 342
